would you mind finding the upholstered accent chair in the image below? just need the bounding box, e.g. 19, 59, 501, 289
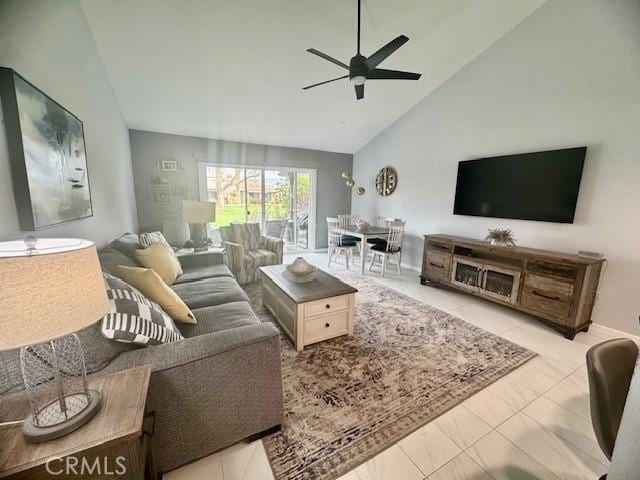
219, 223, 284, 284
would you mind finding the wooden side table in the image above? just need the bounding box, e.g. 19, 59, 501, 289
0, 366, 154, 480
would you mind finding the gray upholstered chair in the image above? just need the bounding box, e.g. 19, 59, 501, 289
219, 223, 284, 284
587, 338, 639, 479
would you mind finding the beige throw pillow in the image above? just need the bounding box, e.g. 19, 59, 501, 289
117, 266, 196, 325
134, 243, 182, 285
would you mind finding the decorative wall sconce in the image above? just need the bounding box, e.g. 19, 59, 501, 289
341, 171, 366, 196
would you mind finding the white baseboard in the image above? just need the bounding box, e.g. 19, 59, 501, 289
401, 262, 421, 273
591, 323, 640, 343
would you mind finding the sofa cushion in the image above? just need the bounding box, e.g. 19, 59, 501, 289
101, 273, 184, 346
118, 266, 196, 325
98, 247, 139, 277
244, 249, 277, 270
231, 223, 261, 250
178, 301, 259, 337
171, 276, 249, 309
109, 232, 140, 259
173, 264, 235, 285
135, 244, 183, 285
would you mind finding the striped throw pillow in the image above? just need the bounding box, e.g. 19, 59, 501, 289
101, 273, 184, 346
139, 231, 174, 251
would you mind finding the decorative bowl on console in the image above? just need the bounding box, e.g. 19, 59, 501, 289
283, 257, 317, 283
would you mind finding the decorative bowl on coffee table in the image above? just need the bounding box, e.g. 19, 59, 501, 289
283, 257, 317, 283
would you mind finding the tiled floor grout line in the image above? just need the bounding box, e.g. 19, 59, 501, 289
463, 429, 564, 480
519, 409, 607, 467
485, 359, 585, 432
395, 442, 429, 479
423, 451, 491, 480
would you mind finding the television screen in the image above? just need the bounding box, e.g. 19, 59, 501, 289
453, 147, 586, 223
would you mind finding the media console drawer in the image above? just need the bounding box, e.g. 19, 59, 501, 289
523, 273, 574, 302
424, 250, 451, 281
521, 290, 571, 320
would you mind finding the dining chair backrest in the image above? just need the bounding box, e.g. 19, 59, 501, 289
338, 214, 359, 228
386, 220, 405, 252
326, 217, 342, 247
377, 216, 402, 227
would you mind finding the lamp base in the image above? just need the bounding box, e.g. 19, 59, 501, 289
22, 390, 101, 443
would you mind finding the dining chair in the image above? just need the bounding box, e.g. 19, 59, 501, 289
327, 217, 357, 269
367, 217, 402, 248
338, 214, 361, 254
368, 220, 405, 276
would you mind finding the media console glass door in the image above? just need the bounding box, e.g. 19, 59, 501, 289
481, 264, 521, 304
451, 257, 521, 304
451, 257, 483, 293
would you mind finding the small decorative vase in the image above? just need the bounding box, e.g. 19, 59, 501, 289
485, 228, 516, 247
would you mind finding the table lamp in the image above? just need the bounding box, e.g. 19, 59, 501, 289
182, 200, 216, 251
0, 238, 109, 442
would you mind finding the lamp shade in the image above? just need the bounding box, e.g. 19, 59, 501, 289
0, 238, 108, 351
182, 200, 216, 223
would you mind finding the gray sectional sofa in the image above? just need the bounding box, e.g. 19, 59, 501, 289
1, 233, 284, 475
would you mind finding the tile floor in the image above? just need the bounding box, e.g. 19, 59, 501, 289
165, 251, 636, 480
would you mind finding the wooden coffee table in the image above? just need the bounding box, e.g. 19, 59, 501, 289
259, 265, 358, 351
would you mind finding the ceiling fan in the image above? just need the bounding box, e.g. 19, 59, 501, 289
303, 0, 421, 100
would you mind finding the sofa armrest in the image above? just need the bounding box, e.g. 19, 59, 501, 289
99, 323, 284, 473
222, 240, 245, 274
261, 235, 284, 263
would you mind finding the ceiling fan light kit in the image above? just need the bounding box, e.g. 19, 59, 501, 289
304, 0, 421, 100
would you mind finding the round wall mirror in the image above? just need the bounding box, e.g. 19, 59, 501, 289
375, 166, 398, 196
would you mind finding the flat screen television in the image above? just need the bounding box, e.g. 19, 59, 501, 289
453, 147, 586, 223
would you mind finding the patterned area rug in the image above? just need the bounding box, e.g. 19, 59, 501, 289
244, 270, 535, 480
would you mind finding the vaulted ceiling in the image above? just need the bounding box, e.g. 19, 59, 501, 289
81, 0, 546, 153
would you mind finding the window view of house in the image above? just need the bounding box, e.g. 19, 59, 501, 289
203, 165, 313, 251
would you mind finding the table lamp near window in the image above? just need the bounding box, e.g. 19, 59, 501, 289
182, 200, 216, 251
0, 238, 109, 442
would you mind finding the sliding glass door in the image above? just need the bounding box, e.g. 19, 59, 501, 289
200, 164, 315, 251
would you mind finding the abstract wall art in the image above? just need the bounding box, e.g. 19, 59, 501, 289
0, 68, 93, 230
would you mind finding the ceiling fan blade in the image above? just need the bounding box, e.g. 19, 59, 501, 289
368, 68, 421, 80
302, 75, 349, 90
365, 35, 409, 69
306, 49, 349, 70
355, 84, 364, 100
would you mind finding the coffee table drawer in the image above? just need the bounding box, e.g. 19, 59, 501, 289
304, 295, 350, 317
304, 310, 349, 344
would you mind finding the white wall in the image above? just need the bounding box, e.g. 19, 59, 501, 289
0, 0, 138, 247
353, 0, 640, 334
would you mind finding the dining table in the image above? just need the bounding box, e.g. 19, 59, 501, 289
341, 224, 390, 275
